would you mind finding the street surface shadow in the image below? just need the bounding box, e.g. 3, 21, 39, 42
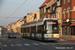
23, 38, 58, 43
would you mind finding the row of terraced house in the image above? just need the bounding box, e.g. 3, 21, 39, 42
8, 0, 75, 39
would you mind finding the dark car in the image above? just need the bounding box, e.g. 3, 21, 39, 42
8, 32, 16, 38
16, 32, 21, 35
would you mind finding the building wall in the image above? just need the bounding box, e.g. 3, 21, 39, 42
47, 0, 56, 7
56, 7, 62, 36
40, 6, 47, 18
26, 12, 40, 23
62, 0, 71, 21
71, 0, 75, 20
62, 0, 75, 36
46, 0, 56, 18
9, 19, 24, 33
16, 19, 24, 32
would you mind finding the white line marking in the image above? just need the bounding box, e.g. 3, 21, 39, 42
0, 48, 3, 50
11, 44, 15, 46
2, 45, 7, 47
49, 43, 56, 45
32, 43, 39, 45
24, 44, 30, 46
16, 44, 22, 46
40, 43, 49, 45
49, 43, 65, 45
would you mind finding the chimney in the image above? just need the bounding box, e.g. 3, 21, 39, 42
27, 13, 30, 15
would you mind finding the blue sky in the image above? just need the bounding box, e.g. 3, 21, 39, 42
0, 0, 45, 26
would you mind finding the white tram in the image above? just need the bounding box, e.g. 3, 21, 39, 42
21, 18, 59, 41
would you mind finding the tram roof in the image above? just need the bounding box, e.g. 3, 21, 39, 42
21, 18, 57, 26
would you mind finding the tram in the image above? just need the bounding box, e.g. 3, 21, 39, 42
21, 18, 59, 41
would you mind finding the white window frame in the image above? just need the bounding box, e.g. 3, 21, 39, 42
44, 6, 46, 13
68, 0, 70, 3
68, 7, 71, 19
48, 14, 50, 18
73, 6, 75, 11
58, 10, 60, 19
64, 9, 66, 19
44, 16, 46, 18
64, 0, 66, 5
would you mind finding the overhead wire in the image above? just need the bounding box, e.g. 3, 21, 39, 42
3, 0, 27, 26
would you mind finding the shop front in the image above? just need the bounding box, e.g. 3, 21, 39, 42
70, 23, 75, 35
61, 22, 75, 39
62, 22, 71, 35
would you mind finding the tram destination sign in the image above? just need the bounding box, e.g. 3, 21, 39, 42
47, 22, 56, 24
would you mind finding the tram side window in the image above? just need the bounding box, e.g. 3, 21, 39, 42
24, 28, 26, 33
26, 27, 29, 33
22, 28, 24, 33
28, 27, 29, 33
27, 27, 28, 33
21, 28, 23, 33
31, 26, 36, 33
37, 25, 44, 33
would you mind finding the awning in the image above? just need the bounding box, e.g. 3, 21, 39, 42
70, 23, 75, 26
62, 24, 70, 26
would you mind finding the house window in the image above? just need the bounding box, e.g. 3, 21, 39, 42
34, 14, 37, 19
44, 6, 46, 13
44, 16, 46, 18
68, 0, 70, 3
64, 9, 66, 19
68, 7, 70, 19
64, 0, 66, 5
73, 6, 75, 11
53, 6, 55, 11
58, 10, 60, 19
57, 0, 60, 6
48, 14, 50, 18
51, 16, 53, 18
48, 9, 50, 13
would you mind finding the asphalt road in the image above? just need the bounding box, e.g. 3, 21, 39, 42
0, 37, 75, 50
0, 29, 75, 50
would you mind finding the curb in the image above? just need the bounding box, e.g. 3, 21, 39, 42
60, 39, 75, 43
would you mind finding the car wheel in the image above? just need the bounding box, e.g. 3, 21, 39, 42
14, 37, 16, 38
8, 37, 11, 38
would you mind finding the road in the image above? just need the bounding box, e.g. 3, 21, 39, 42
0, 29, 75, 50
0, 37, 75, 50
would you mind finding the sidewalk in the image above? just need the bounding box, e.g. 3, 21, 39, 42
0, 35, 8, 41
60, 39, 75, 43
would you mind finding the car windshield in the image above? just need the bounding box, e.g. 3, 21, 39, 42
10, 32, 15, 35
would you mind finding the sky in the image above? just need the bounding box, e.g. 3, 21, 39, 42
0, 0, 45, 26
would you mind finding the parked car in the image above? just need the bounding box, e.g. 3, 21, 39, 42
8, 32, 16, 38
16, 32, 21, 35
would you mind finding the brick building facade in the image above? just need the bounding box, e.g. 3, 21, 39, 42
39, 0, 50, 18
62, 0, 75, 37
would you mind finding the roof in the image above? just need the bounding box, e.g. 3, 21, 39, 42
41, 0, 51, 6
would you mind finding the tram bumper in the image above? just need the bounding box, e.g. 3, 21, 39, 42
44, 38, 59, 41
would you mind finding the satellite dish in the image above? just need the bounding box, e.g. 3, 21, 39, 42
66, 19, 69, 22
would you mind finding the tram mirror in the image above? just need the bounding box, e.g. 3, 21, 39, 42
46, 30, 48, 31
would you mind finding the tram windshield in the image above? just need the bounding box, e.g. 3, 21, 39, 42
46, 21, 59, 34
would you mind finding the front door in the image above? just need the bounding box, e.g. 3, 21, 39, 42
73, 27, 75, 35
72, 27, 75, 35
